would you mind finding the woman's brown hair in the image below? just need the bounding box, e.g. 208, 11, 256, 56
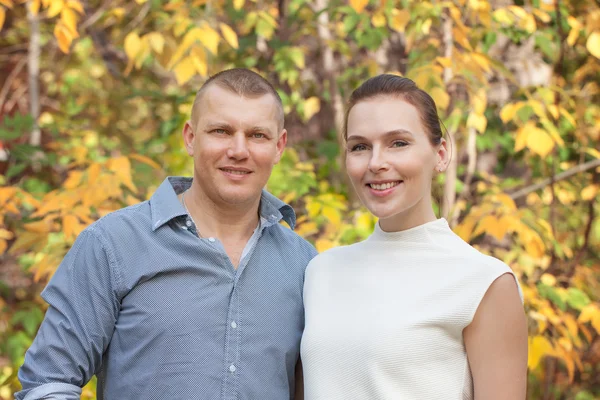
343, 74, 444, 147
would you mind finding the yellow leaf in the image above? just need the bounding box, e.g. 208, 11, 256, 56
349, 0, 368, 14
107, 156, 136, 192
471, 88, 487, 114
315, 238, 334, 253
190, 46, 207, 76
528, 335, 553, 369
303, 97, 320, 121
0, 0, 13, 8
129, 154, 161, 170
29, 0, 41, 15
233, 0, 244, 10
62, 214, 80, 240
219, 23, 239, 49
452, 26, 472, 50
66, 0, 83, 13
124, 32, 142, 61
54, 23, 73, 53
586, 31, 600, 59
521, 13, 536, 33
467, 112, 487, 133
422, 18, 432, 34
540, 273, 556, 286
581, 184, 598, 201
306, 200, 321, 218
471, 52, 491, 73
523, 229, 545, 258
64, 170, 83, 189
435, 57, 451, 68
295, 221, 318, 237
47, 0, 64, 18
493, 8, 514, 25
592, 314, 600, 335
532, 9, 551, 23
454, 213, 479, 241
390, 9, 410, 33
87, 162, 101, 185
0, 7, 5, 31
134, 0, 147, 3
173, 56, 197, 85
430, 87, 450, 110
147, 32, 164, 54
0, 239, 6, 254
322, 206, 341, 226
371, 11, 386, 28
500, 102, 520, 123
578, 304, 598, 323
526, 126, 554, 158
24, 220, 53, 233
567, 16, 581, 46
0, 228, 14, 240
196, 24, 220, 55
61, 8, 78, 35
9, 231, 47, 254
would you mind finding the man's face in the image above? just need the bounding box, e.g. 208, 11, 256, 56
183, 85, 287, 208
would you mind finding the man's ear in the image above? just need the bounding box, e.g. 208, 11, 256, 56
274, 129, 288, 164
182, 121, 195, 156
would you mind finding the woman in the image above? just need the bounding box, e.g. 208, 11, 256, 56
300, 74, 527, 399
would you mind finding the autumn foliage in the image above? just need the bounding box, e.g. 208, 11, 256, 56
1, 0, 600, 398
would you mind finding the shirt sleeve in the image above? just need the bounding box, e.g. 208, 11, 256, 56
15, 228, 120, 400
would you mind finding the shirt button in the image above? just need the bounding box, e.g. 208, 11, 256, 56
229, 364, 236, 373
231, 321, 237, 329
186, 219, 192, 227
208, 237, 215, 242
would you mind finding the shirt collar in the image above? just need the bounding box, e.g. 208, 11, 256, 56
150, 177, 296, 231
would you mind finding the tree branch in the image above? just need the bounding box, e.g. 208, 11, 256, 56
0, 57, 27, 113
509, 158, 600, 200
27, 0, 41, 147
442, 9, 458, 223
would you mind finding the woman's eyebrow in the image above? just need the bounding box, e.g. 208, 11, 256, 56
347, 129, 414, 142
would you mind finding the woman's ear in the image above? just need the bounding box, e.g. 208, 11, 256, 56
435, 138, 450, 172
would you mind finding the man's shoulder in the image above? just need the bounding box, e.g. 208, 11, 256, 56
86, 201, 151, 238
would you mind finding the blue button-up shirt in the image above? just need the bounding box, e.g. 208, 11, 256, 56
17, 177, 317, 400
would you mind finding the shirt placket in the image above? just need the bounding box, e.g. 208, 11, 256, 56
222, 278, 241, 400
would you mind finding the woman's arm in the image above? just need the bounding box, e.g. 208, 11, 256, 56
464, 273, 528, 400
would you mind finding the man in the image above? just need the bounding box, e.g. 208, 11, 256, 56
16, 68, 317, 399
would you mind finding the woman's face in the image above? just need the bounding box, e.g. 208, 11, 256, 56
345, 96, 448, 231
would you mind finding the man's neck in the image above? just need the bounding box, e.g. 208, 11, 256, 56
182, 185, 261, 241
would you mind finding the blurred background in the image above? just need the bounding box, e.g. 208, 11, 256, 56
0, 0, 599, 398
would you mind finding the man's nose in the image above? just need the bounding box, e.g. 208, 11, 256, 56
227, 133, 250, 160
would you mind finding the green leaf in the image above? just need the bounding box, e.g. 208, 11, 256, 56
537, 283, 567, 311
6, 163, 28, 178
566, 288, 591, 310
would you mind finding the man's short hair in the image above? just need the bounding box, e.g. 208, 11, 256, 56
191, 68, 285, 131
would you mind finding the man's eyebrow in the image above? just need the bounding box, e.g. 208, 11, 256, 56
346, 129, 414, 141
204, 122, 235, 130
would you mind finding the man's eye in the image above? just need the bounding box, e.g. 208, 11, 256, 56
252, 133, 266, 139
212, 129, 228, 134
349, 144, 367, 152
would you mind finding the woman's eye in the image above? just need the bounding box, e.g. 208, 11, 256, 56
392, 141, 408, 148
349, 144, 368, 152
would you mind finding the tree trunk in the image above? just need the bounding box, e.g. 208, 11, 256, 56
441, 10, 457, 222
27, 0, 41, 147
